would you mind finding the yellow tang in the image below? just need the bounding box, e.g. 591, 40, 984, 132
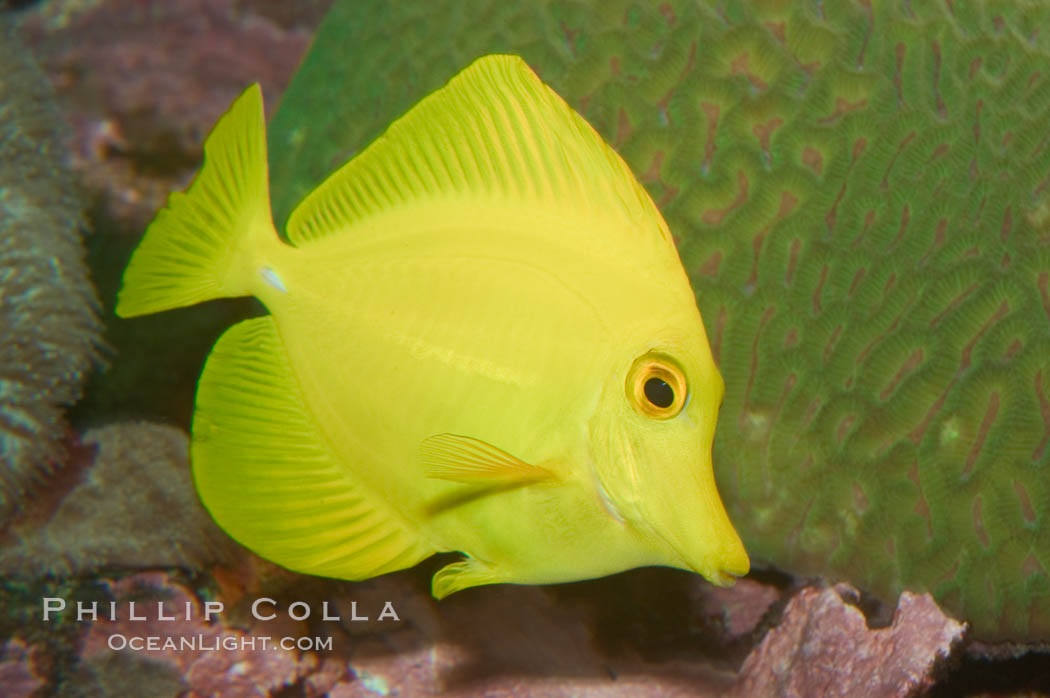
116, 55, 749, 597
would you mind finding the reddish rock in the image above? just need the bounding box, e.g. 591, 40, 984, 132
729, 583, 966, 698
17, 0, 327, 231
302, 656, 352, 697
79, 572, 315, 697
0, 639, 47, 698
695, 577, 783, 639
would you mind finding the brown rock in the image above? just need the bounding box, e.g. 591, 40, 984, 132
729, 584, 966, 698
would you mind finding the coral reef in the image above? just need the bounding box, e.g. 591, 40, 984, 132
0, 19, 101, 523
0, 422, 238, 577
266, 0, 1050, 642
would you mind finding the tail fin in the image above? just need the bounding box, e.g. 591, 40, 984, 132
116, 84, 276, 318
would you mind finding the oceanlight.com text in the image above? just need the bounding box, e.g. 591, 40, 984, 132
106, 633, 334, 653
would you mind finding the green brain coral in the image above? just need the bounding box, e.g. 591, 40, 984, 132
266, 0, 1050, 641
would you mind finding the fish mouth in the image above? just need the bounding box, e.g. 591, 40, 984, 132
709, 568, 743, 588
662, 535, 749, 587
714, 548, 751, 586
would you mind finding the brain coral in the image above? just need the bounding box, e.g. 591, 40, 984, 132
0, 22, 101, 521
265, 0, 1050, 641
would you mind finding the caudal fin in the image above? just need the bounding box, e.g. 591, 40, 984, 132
116, 84, 276, 318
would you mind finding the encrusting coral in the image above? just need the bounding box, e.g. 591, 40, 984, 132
0, 19, 101, 522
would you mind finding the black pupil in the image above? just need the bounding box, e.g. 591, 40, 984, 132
643, 377, 674, 408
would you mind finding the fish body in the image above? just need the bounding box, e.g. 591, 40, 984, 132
117, 55, 748, 596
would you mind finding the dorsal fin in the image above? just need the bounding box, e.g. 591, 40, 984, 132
284, 54, 671, 249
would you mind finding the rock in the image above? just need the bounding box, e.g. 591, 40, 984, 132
78, 572, 311, 698
0, 422, 239, 577
315, 573, 736, 696
0, 638, 47, 698
729, 583, 966, 698
56, 651, 186, 698
16, 0, 324, 231
694, 576, 783, 640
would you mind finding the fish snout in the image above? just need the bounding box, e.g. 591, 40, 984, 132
647, 471, 750, 586
665, 521, 749, 587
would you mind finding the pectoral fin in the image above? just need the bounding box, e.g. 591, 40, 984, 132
420, 434, 555, 485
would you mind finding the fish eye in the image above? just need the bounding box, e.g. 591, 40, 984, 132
644, 377, 674, 408
626, 353, 687, 419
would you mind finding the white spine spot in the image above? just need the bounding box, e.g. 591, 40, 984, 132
260, 267, 287, 293
596, 476, 625, 523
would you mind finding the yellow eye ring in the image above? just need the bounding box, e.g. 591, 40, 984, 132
626, 353, 688, 419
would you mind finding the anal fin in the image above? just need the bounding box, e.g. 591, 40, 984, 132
432, 558, 503, 599
192, 316, 434, 580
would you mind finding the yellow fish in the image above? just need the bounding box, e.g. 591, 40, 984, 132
116, 55, 748, 597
